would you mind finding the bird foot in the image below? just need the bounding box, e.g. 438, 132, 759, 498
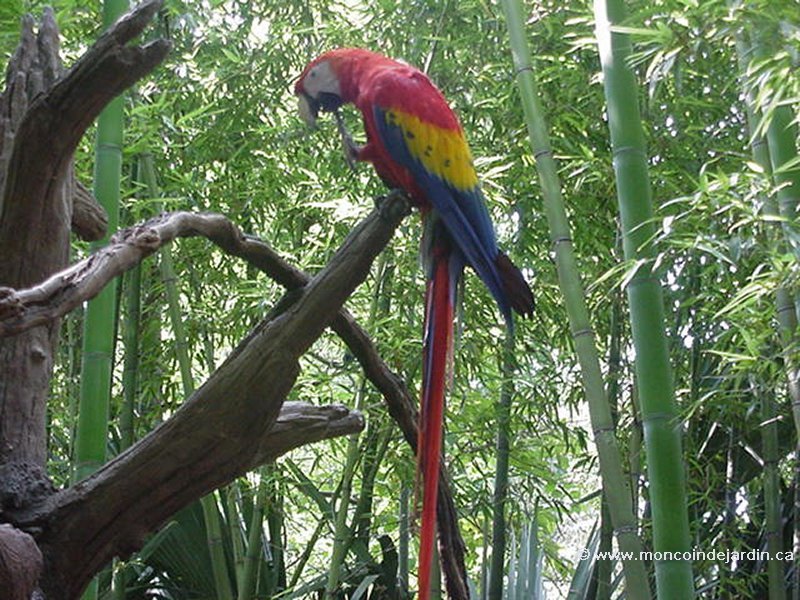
375, 189, 412, 220
334, 110, 361, 171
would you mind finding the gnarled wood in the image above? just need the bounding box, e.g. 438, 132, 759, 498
0, 524, 41, 600
0, 0, 169, 477
71, 180, 108, 241
0, 206, 470, 599
0, 7, 68, 479
10, 192, 408, 599
252, 402, 365, 470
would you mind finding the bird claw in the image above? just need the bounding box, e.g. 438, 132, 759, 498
375, 189, 412, 219
334, 110, 361, 171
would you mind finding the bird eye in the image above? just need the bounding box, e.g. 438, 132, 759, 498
310, 69, 317, 78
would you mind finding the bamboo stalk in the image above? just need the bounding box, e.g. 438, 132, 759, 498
488, 331, 514, 600
480, 513, 489, 599
350, 419, 392, 544
736, 32, 800, 600
140, 152, 235, 600
507, 530, 517, 599
430, 542, 442, 600
324, 382, 365, 598
199, 493, 234, 598
110, 152, 146, 600
765, 106, 800, 246
628, 385, 643, 516
738, 53, 800, 597
761, 385, 786, 600
755, 58, 800, 442
399, 482, 410, 596
119, 263, 141, 451
595, 498, 613, 600
288, 517, 326, 590
73, 4, 130, 599
73, 0, 129, 483
325, 253, 389, 598
238, 470, 269, 600
266, 470, 286, 592
593, 0, 695, 594
351, 263, 395, 547
498, 0, 652, 595
517, 523, 529, 600
227, 483, 246, 590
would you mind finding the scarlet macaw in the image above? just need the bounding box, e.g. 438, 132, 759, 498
295, 48, 534, 599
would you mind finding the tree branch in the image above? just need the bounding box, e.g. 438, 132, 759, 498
71, 180, 107, 242
0, 205, 469, 598
253, 402, 364, 470
0, 211, 249, 335
0, 0, 170, 287
9, 192, 408, 599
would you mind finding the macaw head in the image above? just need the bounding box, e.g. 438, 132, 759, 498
295, 52, 344, 128
295, 48, 386, 127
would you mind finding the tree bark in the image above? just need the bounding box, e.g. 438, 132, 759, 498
0, 7, 70, 491
0, 524, 42, 600
71, 180, 108, 242
0, 0, 168, 512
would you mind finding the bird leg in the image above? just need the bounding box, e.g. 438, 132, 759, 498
334, 109, 362, 171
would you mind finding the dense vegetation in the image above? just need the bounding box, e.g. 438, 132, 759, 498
1, 0, 798, 597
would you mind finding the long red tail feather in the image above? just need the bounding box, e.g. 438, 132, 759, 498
417, 252, 453, 600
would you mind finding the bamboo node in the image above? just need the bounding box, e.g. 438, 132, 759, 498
513, 65, 534, 77
614, 524, 639, 535
611, 145, 648, 159
571, 327, 594, 340
551, 235, 572, 248
624, 273, 659, 288
641, 411, 677, 423
592, 424, 616, 435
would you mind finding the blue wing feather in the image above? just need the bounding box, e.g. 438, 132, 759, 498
373, 105, 512, 322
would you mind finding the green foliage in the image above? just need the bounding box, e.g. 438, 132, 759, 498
506, 516, 546, 600
0, 0, 24, 59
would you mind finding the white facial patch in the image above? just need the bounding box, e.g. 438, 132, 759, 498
302, 61, 341, 99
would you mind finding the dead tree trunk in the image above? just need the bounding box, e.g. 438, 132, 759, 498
0, 2, 165, 597
0, 7, 71, 499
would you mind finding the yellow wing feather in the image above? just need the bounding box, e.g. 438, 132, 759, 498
385, 108, 478, 191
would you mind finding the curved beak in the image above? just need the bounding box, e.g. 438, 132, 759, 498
298, 93, 320, 128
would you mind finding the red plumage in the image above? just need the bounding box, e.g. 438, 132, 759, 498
417, 247, 452, 599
